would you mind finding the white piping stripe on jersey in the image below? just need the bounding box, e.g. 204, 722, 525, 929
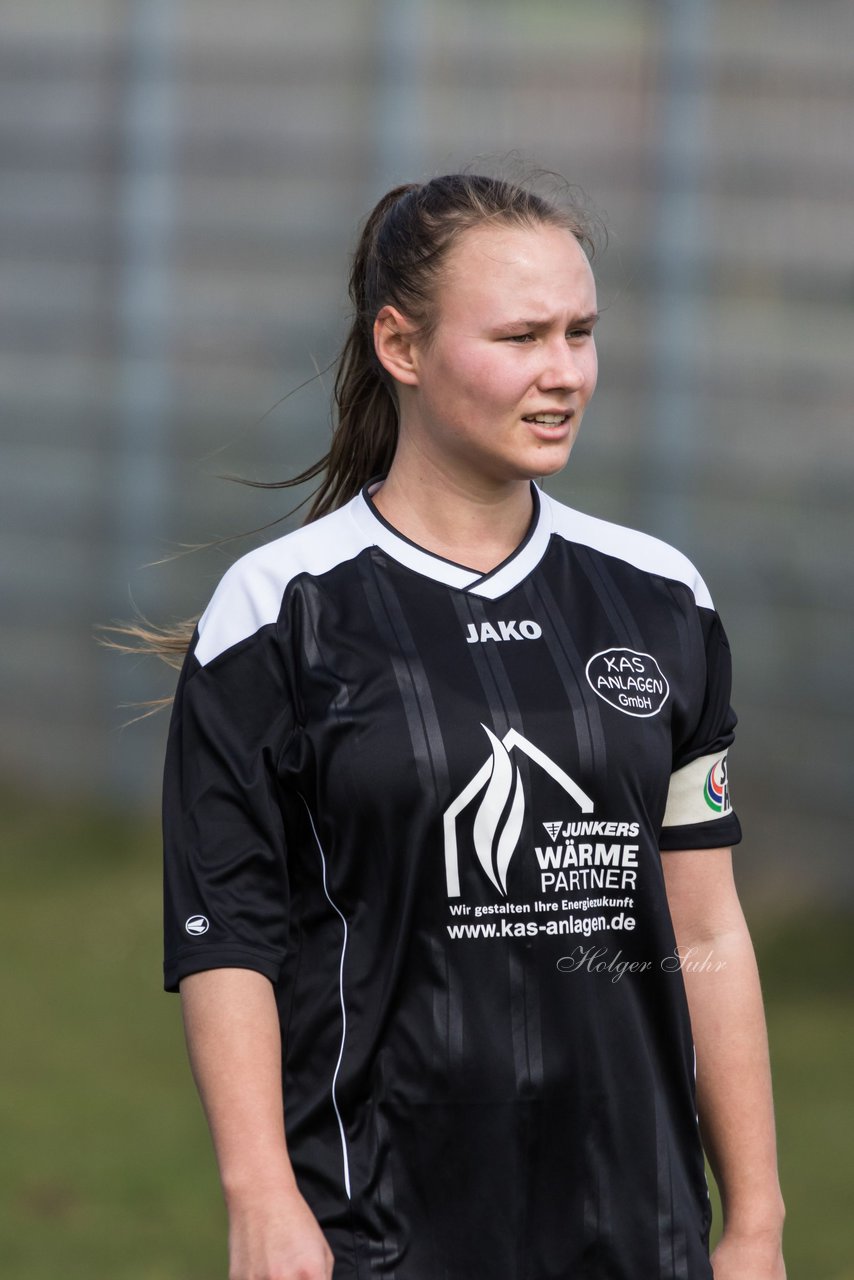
194, 482, 714, 667
301, 796, 352, 1201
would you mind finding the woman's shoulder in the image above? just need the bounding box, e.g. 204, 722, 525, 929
194, 498, 367, 666
541, 490, 714, 611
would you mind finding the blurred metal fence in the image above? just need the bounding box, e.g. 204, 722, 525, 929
1, 0, 851, 903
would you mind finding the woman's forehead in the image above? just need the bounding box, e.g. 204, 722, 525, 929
439, 221, 596, 316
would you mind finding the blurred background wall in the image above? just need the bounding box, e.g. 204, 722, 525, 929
1, 0, 852, 908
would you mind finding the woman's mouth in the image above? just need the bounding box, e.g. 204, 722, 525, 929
522, 413, 570, 425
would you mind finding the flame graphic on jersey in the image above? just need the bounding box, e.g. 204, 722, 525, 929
443, 725, 595, 898
472, 726, 526, 895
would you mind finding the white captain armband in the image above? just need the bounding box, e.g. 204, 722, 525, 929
662, 750, 732, 828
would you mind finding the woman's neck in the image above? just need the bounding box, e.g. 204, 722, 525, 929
370, 458, 535, 575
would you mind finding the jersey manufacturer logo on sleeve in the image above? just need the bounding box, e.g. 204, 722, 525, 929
585, 648, 670, 718
185, 914, 210, 936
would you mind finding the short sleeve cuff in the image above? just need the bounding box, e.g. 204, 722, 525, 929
659, 812, 742, 851
164, 944, 284, 993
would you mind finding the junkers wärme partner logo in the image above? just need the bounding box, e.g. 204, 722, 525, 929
185, 914, 210, 936
585, 647, 670, 718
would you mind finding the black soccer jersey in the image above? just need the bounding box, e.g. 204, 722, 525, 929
163, 481, 741, 1280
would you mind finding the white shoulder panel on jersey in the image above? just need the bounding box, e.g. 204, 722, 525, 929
542, 493, 714, 611
194, 500, 370, 667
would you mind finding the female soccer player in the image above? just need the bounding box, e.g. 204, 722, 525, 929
162, 174, 785, 1279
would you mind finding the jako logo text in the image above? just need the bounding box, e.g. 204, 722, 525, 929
465, 620, 542, 644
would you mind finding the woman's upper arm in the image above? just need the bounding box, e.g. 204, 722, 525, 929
163, 558, 297, 995
661, 846, 746, 944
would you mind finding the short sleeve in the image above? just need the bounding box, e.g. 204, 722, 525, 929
659, 608, 742, 852
162, 593, 296, 992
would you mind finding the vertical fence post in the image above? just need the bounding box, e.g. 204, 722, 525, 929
109, 0, 178, 802
646, 0, 712, 547
374, 0, 427, 190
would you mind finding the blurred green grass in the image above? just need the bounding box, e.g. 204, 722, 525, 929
2, 797, 852, 1279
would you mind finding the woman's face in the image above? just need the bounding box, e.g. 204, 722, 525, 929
398, 220, 599, 489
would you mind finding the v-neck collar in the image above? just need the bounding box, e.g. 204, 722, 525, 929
350, 479, 554, 600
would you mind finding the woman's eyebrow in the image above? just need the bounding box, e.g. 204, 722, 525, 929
494, 312, 600, 333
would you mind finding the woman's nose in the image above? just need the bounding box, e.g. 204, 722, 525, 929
539, 337, 586, 391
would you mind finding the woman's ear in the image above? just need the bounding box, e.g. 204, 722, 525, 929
374, 306, 420, 387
